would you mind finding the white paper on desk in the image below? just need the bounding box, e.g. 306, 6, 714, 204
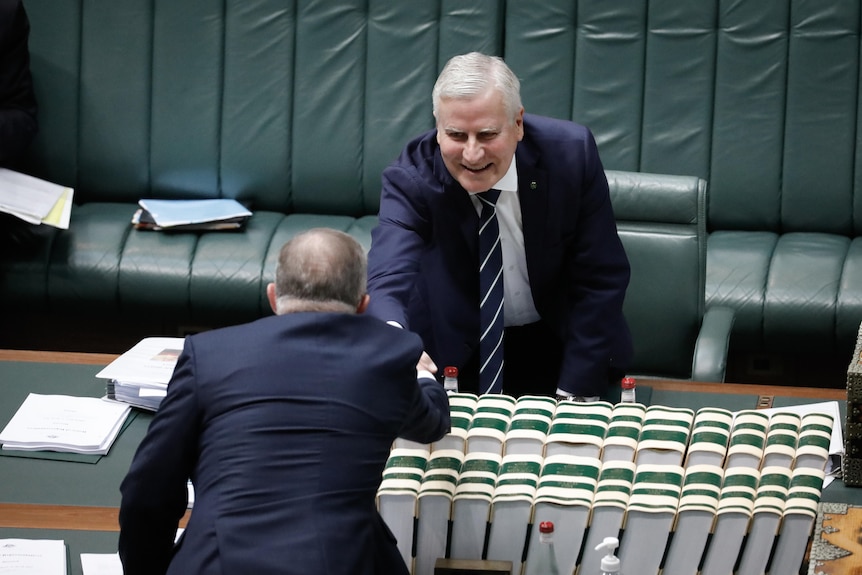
747, 401, 843, 487
138, 387, 168, 398
79, 532, 184, 575
0, 538, 66, 574
0, 394, 131, 455
80, 553, 121, 575
96, 337, 185, 386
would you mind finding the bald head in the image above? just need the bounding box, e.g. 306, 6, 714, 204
269, 228, 367, 315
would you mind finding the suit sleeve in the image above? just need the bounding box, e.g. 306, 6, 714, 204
0, 0, 38, 167
557, 129, 632, 395
396, 373, 451, 444
118, 340, 202, 575
366, 164, 431, 328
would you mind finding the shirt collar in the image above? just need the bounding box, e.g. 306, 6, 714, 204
491, 156, 518, 193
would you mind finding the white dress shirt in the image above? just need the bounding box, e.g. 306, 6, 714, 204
469, 157, 541, 327
470, 160, 595, 400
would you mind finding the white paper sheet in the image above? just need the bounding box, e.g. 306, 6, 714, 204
0, 539, 66, 574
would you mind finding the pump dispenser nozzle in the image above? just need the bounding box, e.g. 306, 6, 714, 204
595, 536, 620, 575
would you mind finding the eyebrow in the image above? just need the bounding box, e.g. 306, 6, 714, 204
443, 127, 500, 136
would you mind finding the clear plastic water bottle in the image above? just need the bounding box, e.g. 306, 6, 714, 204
533, 521, 561, 575
620, 376, 636, 403
443, 366, 459, 394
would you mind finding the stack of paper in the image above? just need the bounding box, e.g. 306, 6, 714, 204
132, 198, 252, 231
0, 539, 66, 574
96, 337, 185, 411
0, 168, 74, 229
0, 394, 130, 455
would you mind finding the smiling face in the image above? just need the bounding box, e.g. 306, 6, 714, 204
435, 88, 524, 194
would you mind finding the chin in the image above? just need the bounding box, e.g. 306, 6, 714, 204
458, 177, 494, 194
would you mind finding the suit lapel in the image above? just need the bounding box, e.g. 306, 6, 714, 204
516, 145, 550, 274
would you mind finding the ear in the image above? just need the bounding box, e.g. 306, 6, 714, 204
515, 106, 525, 141
266, 283, 278, 314
356, 294, 370, 314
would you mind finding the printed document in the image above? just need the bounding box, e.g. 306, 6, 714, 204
0, 539, 66, 574
0, 394, 131, 455
96, 337, 184, 386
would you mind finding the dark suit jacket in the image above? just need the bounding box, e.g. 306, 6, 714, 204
367, 114, 632, 396
118, 313, 451, 575
0, 0, 38, 167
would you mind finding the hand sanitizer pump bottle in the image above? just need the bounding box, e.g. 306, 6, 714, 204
596, 536, 621, 575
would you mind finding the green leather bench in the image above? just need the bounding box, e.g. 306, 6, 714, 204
3, 0, 859, 382
504, 0, 862, 371
4, 0, 501, 341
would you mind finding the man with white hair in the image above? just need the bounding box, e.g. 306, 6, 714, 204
368, 52, 632, 400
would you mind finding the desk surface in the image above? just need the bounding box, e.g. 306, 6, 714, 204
0, 349, 854, 534
0, 350, 191, 534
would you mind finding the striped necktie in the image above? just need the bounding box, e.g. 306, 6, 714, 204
477, 189, 504, 394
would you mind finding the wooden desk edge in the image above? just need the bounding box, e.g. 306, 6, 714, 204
0, 348, 847, 401
645, 378, 846, 401
0, 349, 119, 366
0, 503, 190, 531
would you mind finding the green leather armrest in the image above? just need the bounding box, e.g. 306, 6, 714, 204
692, 306, 736, 383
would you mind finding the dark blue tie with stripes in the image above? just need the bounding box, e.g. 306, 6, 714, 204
477, 189, 504, 394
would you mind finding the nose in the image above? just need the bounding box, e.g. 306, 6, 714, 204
462, 137, 484, 164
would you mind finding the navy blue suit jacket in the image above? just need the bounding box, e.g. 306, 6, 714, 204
367, 114, 632, 396
0, 0, 38, 167
118, 313, 450, 575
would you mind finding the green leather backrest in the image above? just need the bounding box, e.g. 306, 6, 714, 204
23, 0, 862, 236
505, 0, 862, 237
22, 0, 503, 214
608, 170, 707, 379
